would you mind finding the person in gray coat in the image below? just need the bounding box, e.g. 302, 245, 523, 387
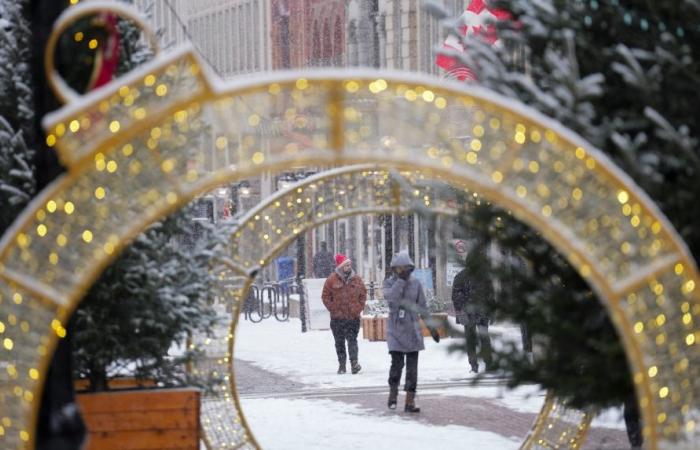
382, 251, 440, 413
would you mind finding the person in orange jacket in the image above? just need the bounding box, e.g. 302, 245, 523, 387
322, 254, 367, 374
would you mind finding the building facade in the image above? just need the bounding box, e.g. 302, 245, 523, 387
184, 0, 272, 76
270, 0, 346, 69
136, 0, 272, 76
134, 0, 472, 302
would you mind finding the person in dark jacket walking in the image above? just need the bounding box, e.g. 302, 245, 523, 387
451, 240, 496, 373
313, 241, 335, 278
383, 251, 440, 413
322, 254, 367, 374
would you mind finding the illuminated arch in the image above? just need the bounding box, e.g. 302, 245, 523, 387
0, 43, 698, 450
222, 165, 458, 277
192, 164, 593, 449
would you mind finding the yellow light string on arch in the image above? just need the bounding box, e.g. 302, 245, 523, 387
190, 163, 595, 450
0, 37, 697, 450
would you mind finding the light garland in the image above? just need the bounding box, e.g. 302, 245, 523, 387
1, 4, 699, 448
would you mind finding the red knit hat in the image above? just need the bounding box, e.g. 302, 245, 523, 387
335, 253, 351, 267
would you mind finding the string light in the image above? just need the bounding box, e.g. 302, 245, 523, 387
3, 37, 699, 449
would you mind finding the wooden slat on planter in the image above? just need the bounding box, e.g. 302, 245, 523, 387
79, 389, 197, 413
81, 430, 194, 450
77, 388, 199, 450
361, 316, 387, 341
362, 314, 449, 341
82, 410, 197, 431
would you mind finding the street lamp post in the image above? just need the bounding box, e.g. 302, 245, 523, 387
297, 274, 307, 333
274, 170, 318, 333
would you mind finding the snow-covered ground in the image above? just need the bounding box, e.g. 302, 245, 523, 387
234, 318, 538, 449
234, 316, 526, 389
242, 397, 523, 450
232, 318, 626, 449
591, 407, 626, 430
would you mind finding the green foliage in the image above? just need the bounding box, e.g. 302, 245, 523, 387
0, 117, 35, 234
0, 0, 33, 135
465, 0, 700, 256
0, 0, 35, 235
455, 200, 634, 409
68, 6, 220, 391
434, 0, 700, 413
116, 13, 153, 73
72, 207, 221, 391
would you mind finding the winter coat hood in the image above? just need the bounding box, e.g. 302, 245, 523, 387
390, 251, 414, 268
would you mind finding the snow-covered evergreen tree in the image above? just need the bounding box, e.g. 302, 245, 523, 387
441, 0, 700, 257
70, 9, 220, 390
451, 197, 632, 410
0, 0, 33, 135
73, 208, 221, 390
434, 1, 699, 440
0, 0, 36, 234
116, 9, 153, 72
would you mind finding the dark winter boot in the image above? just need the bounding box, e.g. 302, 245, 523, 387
470, 363, 479, 374
350, 361, 362, 374
388, 385, 398, 410
337, 361, 346, 374
404, 391, 420, 413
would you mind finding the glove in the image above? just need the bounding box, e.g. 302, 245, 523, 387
429, 327, 441, 343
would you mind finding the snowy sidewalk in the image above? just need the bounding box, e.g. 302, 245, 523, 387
234, 315, 524, 389
232, 318, 629, 449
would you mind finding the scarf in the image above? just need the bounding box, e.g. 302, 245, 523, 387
335, 266, 355, 283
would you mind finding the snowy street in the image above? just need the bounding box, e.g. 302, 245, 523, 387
233, 318, 629, 449
1, 1, 696, 449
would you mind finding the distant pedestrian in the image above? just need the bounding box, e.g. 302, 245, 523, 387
322, 254, 367, 375
451, 239, 496, 374
383, 251, 440, 413
312, 241, 335, 278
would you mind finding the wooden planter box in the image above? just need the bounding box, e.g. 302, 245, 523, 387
420, 312, 449, 338
77, 388, 200, 450
362, 313, 448, 341
362, 315, 387, 341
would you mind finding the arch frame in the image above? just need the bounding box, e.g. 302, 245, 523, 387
0, 43, 697, 449
201, 164, 596, 449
